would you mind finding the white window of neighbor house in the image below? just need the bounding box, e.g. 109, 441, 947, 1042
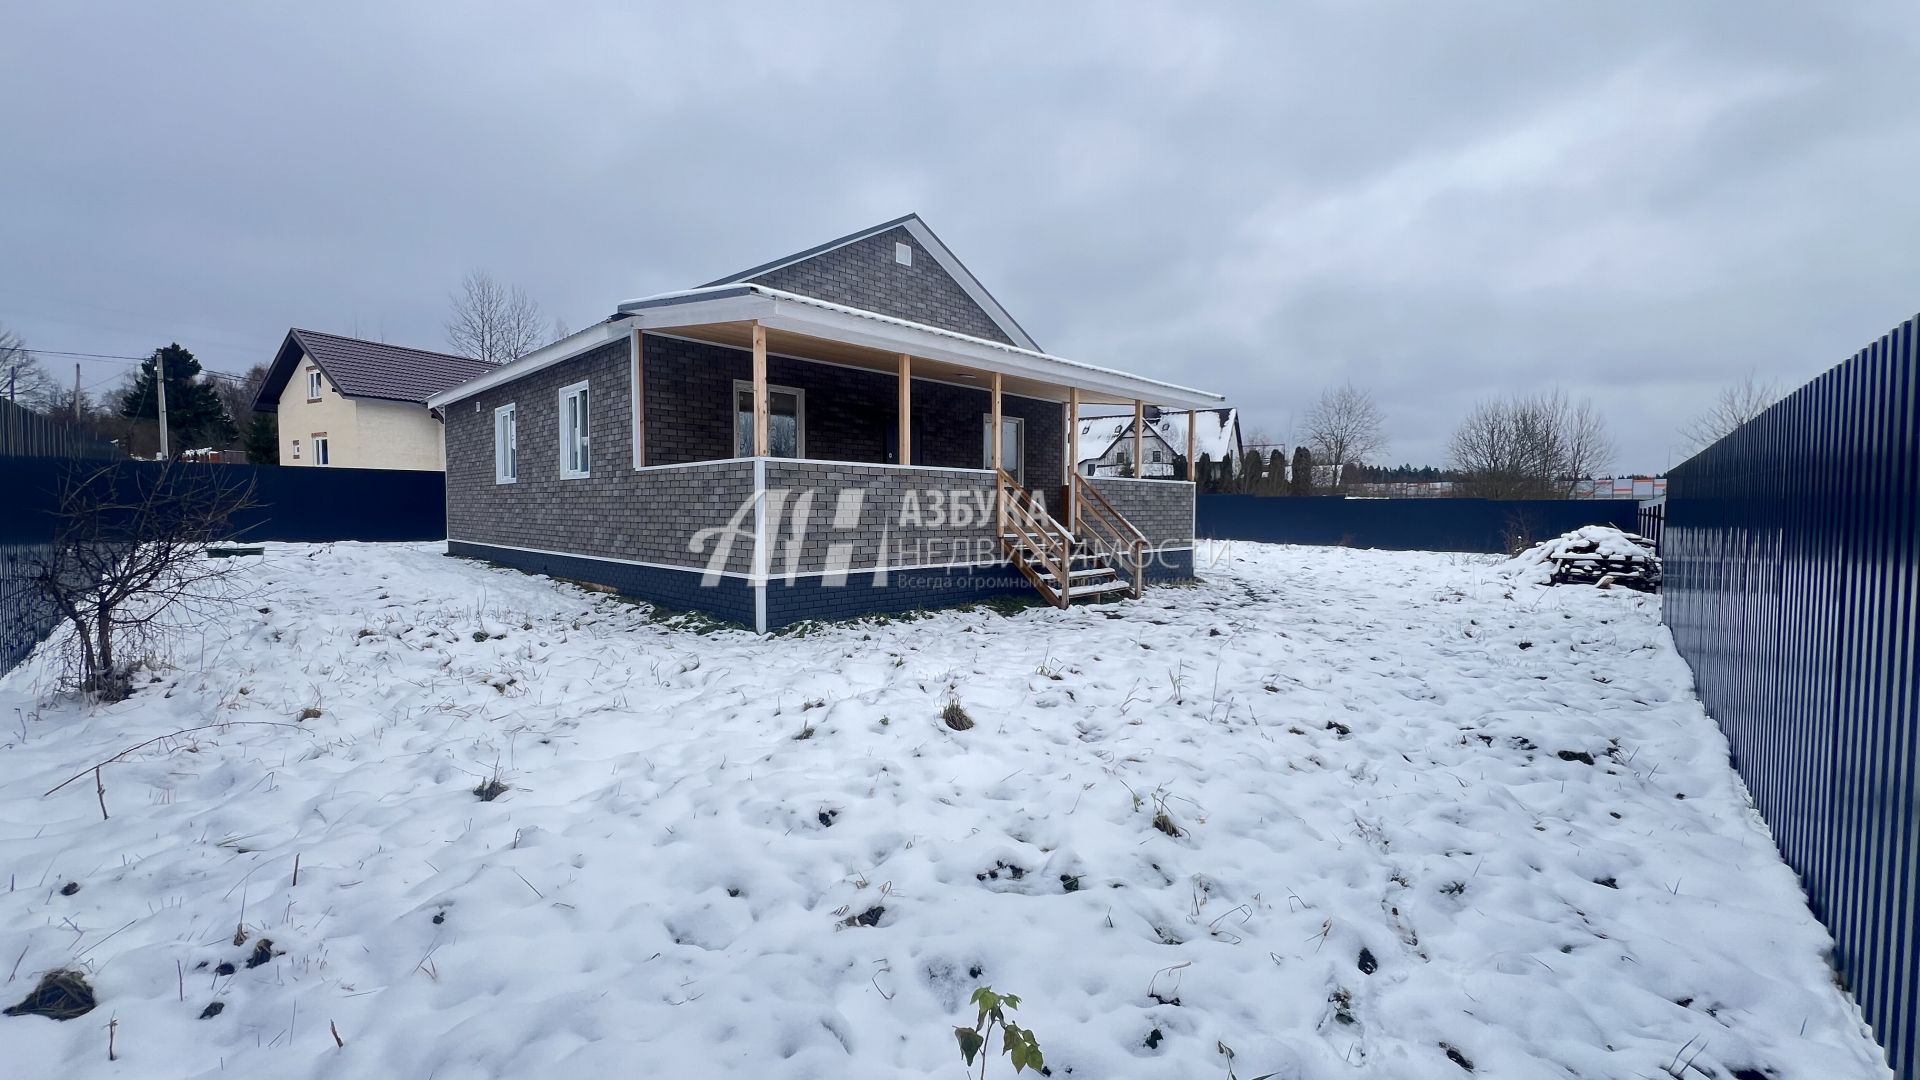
311, 434, 330, 466
732, 381, 805, 458
1151, 449, 1164, 463
494, 403, 517, 483
558, 380, 590, 478
306, 370, 323, 401
895, 241, 912, 266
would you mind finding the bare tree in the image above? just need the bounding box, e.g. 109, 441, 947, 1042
1, 323, 62, 411
446, 271, 546, 364
1302, 383, 1386, 490
1448, 389, 1613, 499
1681, 372, 1778, 453
27, 460, 256, 699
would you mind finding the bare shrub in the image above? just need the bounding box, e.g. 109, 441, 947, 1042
26, 459, 256, 699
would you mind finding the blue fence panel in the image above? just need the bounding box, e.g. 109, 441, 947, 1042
0, 457, 445, 545
1663, 311, 1918, 1077
1196, 494, 1639, 554
0, 457, 446, 677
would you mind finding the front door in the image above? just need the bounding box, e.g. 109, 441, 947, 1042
982, 415, 1024, 485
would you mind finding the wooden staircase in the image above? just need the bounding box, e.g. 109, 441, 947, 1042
996, 470, 1146, 608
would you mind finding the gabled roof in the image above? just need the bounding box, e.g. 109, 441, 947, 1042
696, 213, 1041, 351
1076, 408, 1241, 465
254, 329, 497, 412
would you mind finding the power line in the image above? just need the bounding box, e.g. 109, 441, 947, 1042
5, 347, 251, 382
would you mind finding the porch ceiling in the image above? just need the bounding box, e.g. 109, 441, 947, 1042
657, 320, 1097, 405
620, 284, 1222, 409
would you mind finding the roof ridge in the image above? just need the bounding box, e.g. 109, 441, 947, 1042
289, 327, 493, 367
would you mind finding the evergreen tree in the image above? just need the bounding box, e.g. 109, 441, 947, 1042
1267, 449, 1288, 495
1238, 451, 1261, 492
118, 344, 236, 453
1291, 446, 1314, 496
243, 413, 278, 464
1195, 453, 1216, 494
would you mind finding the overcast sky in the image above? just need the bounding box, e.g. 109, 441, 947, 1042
4, 3, 1917, 472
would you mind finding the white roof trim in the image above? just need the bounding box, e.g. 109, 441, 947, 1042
622, 285, 1224, 408
697, 215, 1040, 351
431, 285, 1225, 411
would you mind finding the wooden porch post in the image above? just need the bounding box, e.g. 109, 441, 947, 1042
751, 322, 769, 456
1067, 388, 1080, 531
897, 353, 912, 465
1132, 400, 1145, 479
1186, 409, 1196, 482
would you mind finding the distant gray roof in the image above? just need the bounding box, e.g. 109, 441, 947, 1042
254, 329, 496, 412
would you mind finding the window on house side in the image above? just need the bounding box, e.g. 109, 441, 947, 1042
895, 242, 912, 266
311, 435, 330, 466
494, 403, 517, 483
292, 439, 301, 459
306, 371, 323, 400
559, 381, 590, 478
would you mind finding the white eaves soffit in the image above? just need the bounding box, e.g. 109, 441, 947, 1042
617, 286, 1224, 410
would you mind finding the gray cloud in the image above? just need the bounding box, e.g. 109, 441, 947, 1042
3, 2, 1916, 472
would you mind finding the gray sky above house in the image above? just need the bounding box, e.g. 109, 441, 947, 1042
3, 2, 1916, 473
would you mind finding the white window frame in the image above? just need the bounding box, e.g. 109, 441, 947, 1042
306, 370, 323, 401
731, 380, 806, 459
494, 403, 517, 484
981, 414, 1026, 486
558, 380, 590, 479
311, 434, 330, 466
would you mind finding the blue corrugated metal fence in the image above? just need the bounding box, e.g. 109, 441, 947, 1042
1664, 312, 1917, 1076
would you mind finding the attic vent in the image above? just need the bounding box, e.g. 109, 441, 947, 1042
894, 242, 912, 266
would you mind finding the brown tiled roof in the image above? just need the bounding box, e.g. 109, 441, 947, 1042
254, 329, 496, 411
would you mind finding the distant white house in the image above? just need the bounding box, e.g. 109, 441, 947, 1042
1076, 407, 1242, 478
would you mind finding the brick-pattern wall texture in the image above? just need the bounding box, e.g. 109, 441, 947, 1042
444, 340, 756, 575
1088, 477, 1194, 547
745, 226, 1017, 345
764, 461, 1001, 576
642, 334, 1063, 488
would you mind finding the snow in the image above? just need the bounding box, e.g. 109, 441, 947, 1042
1504, 525, 1658, 587
0, 541, 1887, 1079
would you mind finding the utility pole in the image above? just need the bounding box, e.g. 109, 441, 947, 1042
73, 363, 81, 420
155, 349, 170, 459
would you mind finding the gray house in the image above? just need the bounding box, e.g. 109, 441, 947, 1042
427, 214, 1222, 631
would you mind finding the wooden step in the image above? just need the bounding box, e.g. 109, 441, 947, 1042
1066, 579, 1132, 598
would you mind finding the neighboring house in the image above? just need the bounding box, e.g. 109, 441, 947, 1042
252, 329, 495, 470
1076, 407, 1242, 478
427, 213, 1224, 631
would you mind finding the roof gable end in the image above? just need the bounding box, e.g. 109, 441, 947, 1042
697, 214, 1040, 351
254, 329, 497, 412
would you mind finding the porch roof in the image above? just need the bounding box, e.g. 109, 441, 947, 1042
427, 284, 1225, 411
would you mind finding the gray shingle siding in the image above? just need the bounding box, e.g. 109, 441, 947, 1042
1087, 478, 1194, 548
745, 226, 1015, 345
444, 339, 755, 575
642, 334, 1062, 489
763, 462, 1002, 577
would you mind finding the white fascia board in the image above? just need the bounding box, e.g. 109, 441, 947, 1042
427, 321, 629, 409
759, 297, 1223, 409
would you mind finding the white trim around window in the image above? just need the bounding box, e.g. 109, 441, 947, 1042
306, 370, 323, 401
558, 380, 590, 478
311, 433, 330, 466
731, 379, 806, 459
494, 403, 517, 484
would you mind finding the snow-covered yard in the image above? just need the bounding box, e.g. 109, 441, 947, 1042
0, 541, 1888, 1079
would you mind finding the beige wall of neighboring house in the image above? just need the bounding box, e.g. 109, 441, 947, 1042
277, 354, 445, 470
